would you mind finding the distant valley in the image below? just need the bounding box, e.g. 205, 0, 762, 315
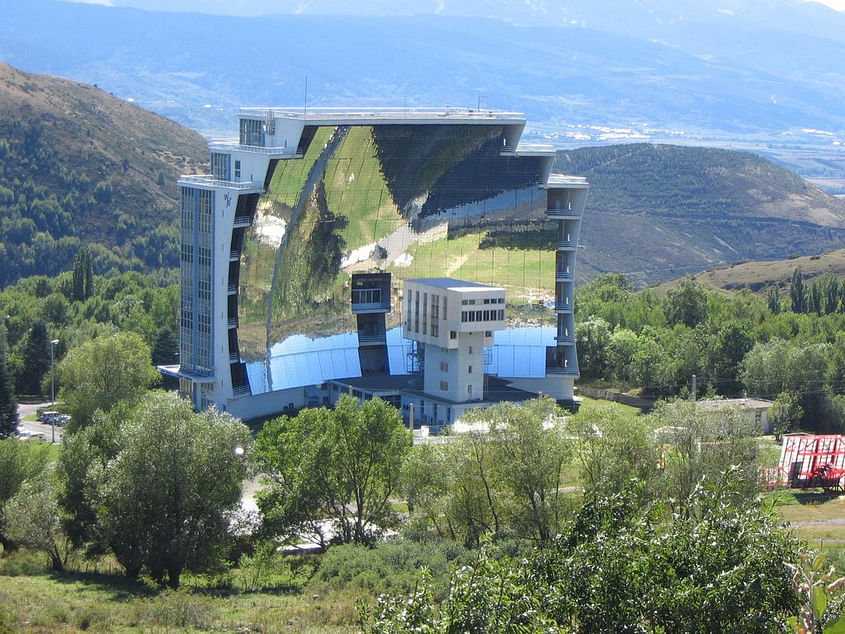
1, 0, 845, 183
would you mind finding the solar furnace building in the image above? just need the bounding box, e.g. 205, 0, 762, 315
161, 107, 588, 421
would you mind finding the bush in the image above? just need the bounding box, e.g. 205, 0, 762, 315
236, 540, 311, 593
314, 539, 469, 600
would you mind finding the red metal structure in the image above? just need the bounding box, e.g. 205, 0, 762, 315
778, 434, 845, 492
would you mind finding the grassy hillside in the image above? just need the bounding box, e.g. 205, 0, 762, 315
556, 144, 845, 287
0, 62, 208, 286
670, 248, 845, 293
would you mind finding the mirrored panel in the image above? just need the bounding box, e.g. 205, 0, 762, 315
238, 123, 554, 394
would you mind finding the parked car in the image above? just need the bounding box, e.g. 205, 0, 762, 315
39, 410, 60, 424
56, 414, 71, 427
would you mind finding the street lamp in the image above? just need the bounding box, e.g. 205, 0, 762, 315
50, 339, 58, 444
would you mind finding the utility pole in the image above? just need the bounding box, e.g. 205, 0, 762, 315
690, 374, 697, 402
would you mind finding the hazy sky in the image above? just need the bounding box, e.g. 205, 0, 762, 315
61, 0, 845, 14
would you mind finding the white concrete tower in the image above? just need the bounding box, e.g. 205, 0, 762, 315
403, 278, 505, 403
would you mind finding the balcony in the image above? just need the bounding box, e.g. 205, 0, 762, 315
351, 300, 391, 314
209, 141, 301, 158
227, 318, 238, 328
227, 284, 237, 295
546, 206, 581, 220
229, 250, 239, 261
233, 215, 252, 228
557, 239, 576, 250
358, 333, 387, 346
179, 175, 263, 191
229, 351, 240, 363
547, 364, 578, 376
232, 384, 251, 397
555, 268, 574, 282
555, 298, 574, 314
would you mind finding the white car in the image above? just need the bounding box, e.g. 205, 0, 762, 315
16, 427, 47, 441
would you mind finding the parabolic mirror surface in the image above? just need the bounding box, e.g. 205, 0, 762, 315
238, 123, 555, 394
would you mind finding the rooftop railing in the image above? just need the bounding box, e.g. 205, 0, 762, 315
208, 141, 301, 156
178, 175, 262, 190
238, 106, 525, 121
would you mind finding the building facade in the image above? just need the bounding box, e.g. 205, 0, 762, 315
161, 108, 588, 421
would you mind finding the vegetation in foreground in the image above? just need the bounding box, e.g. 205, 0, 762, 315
3, 390, 845, 632
3, 257, 845, 630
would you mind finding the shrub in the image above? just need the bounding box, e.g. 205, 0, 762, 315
314, 539, 469, 599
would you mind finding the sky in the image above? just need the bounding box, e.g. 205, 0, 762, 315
59, 0, 845, 14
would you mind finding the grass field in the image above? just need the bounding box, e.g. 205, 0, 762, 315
0, 551, 363, 634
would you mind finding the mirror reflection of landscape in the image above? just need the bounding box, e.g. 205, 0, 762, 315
239, 123, 555, 394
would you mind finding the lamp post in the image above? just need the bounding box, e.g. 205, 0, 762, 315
50, 338, 58, 443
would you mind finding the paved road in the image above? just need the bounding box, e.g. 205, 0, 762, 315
17, 401, 64, 443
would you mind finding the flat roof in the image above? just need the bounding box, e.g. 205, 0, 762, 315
696, 398, 773, 411
238, 106, 526, 126
328, 374, 417, 393
408, 277, 505, 292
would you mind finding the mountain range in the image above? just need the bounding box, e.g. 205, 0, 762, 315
2, 62, 844, 288
1, 0, 844, 182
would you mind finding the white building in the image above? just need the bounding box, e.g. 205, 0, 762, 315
404, 278, 504, 403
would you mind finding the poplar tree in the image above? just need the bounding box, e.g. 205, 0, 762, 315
71, 245, 94, 301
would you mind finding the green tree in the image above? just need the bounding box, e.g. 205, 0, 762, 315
0, 322, 18, 438
151, 326, 178, 366
401, 443, 454, 540
790, 267, 807, 314
254, 396, 409, 547
742, 339, 832, 431
632, 328, 673, 395
57, 331, 159, 430
770, 391, 803, 442
56, 407, 124, 551
710, 321, 754, 396
575, 273, 633, 325
370, 484, 800, 633
574, 317, 610, 379
17, 319, 50, 397
90, 393, 250, 587
478, 398, 569, 542
606, 327, 639, 383
71, 245, 94, 301
664, 276, 708, 328
650, 400, 760, 511
568, 404, 658, 503
40, 292, 70, 326
0, 438, 51, 550
766, 285, 782, 314
6, 473, 70, 571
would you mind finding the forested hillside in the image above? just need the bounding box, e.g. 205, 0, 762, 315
556, 144, 845, 286
0, 62, 208, 286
